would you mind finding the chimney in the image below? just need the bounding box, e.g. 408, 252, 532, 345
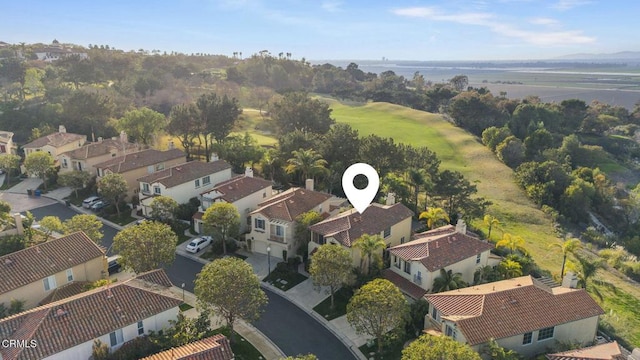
455, 219, 467, 234
58, 125, 66, 133
210, 153, 219, 162
305, 179, 314, 191
245, 167, 254, 178
119, 131, 128, 144
562, 271, 578, 289
386, 192, 396, 205
13, 213, 24, 235
168, 141, 174, 150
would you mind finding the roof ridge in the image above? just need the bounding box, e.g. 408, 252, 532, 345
5, 308, 52, 360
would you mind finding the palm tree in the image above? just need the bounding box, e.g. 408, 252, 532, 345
352, 234, 386, 274
574, 255, 603, 290
408, 168, 429, 215
419, 207, 449, 229
474, 265, 496, 285
285, 149, 328, 184
260, 149, 281, 181
483, 214, 501, 239
498, 259, 523, 279
495, 233, 526, 255
550, 238, 583, 277
432, 269, 467, 293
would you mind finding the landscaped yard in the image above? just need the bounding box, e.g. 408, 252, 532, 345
103, 211, 135, 226
178, 303, 193, 312
262, 263, 308, 291
312, 287, 354, 321
212, 327, 264, 360
358, 337, 405, 360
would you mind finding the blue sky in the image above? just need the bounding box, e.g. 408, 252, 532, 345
2, 0, 638, 61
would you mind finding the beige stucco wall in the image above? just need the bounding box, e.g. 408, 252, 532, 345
24, 137, 86, 159
99, 156, 186, 199
60, 146, 136, 175
0, 256, 105, 310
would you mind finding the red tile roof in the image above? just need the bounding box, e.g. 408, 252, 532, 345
381, 269, 427, 299
136, 268, 174, 288
0, 270, 182, 360
202, 175, 273, 203
39, 281, 90, 306
0, 232, 105, 295
94, 149, 185, 174
424, 276, 605, 346
60, 139, 139, 160
309, 203, 413, 247
546, 341, 627, 360
141, 334, 234, 360
22, 132, 86, 149
389, 226, 493, 272
137, 160, 231, 188
251, 187, 333, 222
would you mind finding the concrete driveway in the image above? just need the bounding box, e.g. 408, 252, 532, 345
4, 177, 43, 194
0, 192, 56, 213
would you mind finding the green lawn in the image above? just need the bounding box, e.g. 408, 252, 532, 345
262, 266, 308, 291
178, 303, 194, 312
312, 287, 354, 321
103, 211, 135, 226
212, 327, 264, 360
359, 338, 404, 360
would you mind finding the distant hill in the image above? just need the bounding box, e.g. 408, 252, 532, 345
555, 51, 640, 61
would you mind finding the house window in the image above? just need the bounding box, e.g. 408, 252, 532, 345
66, 268, 74, 282
431, 307, 438, 321
537, 327, 554, 341
394, 256, 400, 268
263, 192, 267, 198
155, 163, 164, 171
476, 254, 481, 264
109, 329, 124, 347
254, 218, 265, 231
142, 183, 150, 193
153, 186, 161, 195
147, 165, 154, 173
445, 325, 457, 340
194, 179, 200, 188
43, 275, 57, 291
522, 332, 533, 345
400, 236, 405, 244
383, 227, 391, 238
62, 158, 68, 168
246, 216, 251, 226
272, 225, 284, 237
404, 261, 411, 274
137, 321, 144, 335
203, 176, 211, 185
315, 233, 325, 245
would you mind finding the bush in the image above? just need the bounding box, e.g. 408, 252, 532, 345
0, 235, 26, 256
175, 197, 200, 221
210, 238, 238, 255
110, 336, 160, 360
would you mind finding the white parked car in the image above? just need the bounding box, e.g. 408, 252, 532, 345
185, 236, 213, 253
82, 196, 101, 208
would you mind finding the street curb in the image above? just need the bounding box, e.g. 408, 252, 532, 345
41, 195, 125, 231
261, 282, 367, 360
236, 320, 287, 360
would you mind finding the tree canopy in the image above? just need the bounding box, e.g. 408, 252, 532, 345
402, 334, 481, 360
309, 244, 354, 309
113, 220, 177, 273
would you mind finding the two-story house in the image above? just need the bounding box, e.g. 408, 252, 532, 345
383, 221, 498, 299
141, 334, 234, 360
22, 125, 86, 163
0, 269, 181, 360
247, 180, 338, 260
0, 231, 106, 310
137, 160, 232, 217
308, 201, 413, 268
94, 148, 186, 199
194, 168, 273, 234
424, 275, 605, 359
0, 131, 16, 155
58, 132, 139, 174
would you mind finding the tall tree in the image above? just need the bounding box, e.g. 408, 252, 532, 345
352, 234, 386, 274
167, 104, 198, 160
57, 170, 90, 198
346, 279, 408, 355
419, 207, 450, 230
201, 202, 240, 255
496, 233, 526, 255
63, 214, 104, 243
195, 257, 267, 342
116, 107, 166, 146
309, 244, 353, 309
271, 92, 335, 134
39, 216, 63, 241
432, 269, 467, 293
550, 238, 583, 277
498, 259, 523, 279
0, 154, 20, 186
402, 334, 481, 360
24, 152, 55, 190
285, 148, 328, 184
196, 93, 242, 161
97, 173, 128, 216
408, 168, 429, 215
483, 214, 501, 239
294, 211, 323, 255
149, 196, 178, 223
449, 74, 469, 92
212, 133, 264, 173
113, 220, 177, 273
573, 255, 604, 290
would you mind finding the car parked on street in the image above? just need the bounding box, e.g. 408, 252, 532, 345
185, 236, 213, 253
90, 200, 109, 211
82, 196, 101, 208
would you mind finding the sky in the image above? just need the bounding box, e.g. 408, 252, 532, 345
2, 0, 639, 61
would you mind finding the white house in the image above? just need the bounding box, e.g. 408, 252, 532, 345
383, 221, 498, 299
193, 168, 273, 234
34, 40, 88, 62
247, 180, 340, 260
0, 269, 181, 360
137, 160, 232, 217
424, 275, 605, 359
308, 200, 413, 268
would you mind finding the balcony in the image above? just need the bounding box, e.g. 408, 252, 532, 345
268, 235, 286, 243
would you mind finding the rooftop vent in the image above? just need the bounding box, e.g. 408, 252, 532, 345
4, 258, 12, 266
55, 308, 68, 317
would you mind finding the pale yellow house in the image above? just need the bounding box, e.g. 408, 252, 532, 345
0, 269, 182, 360
22, 125, 86, 160
58, 132, 139, 175
137, 160, 232, 217
0, 231, 106, 310
94, 148, 186, 199
383, 221, 498, 299
424, 275, 605, 359
308, 202, 414, 268
0, 130, 17, 155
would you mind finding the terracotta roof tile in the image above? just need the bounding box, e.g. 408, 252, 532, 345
381, 269, 427, 299
137, 160, 231, 188
251, 188, 333, 222
0, 270, 182, 360
136, 269, 174, 288
546, 341, 627, 360
141, 334, 234, 360
39, 282, 90, 306
0, 232, 105, 295
425, 276, 605, 346
94, 149, 185, 174
60, 139, 139, 160
201, 175, 272, 203
309, 203, 413, 247
22, 132, 86, 149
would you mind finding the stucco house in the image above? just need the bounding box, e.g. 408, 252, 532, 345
0, 131, 16, 155
0, 269, 181, 360
0, 231, 106, 311
141, 334, 234, 360
94, 148, 186, 199
137, 160, 232, 217
546, 341, 632, 360
383, 221, 498, 299
424, 275, 605, 359
247, 180, 340, 260
194, 168, 273, 234
22, 125, 86, 161
34, 40, 88, 62
308, 201, 413, 268
58, 132, 139, 174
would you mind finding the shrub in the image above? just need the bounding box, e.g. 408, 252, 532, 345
210, 238, 238, 255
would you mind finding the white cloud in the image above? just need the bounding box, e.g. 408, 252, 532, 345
393, 6, 595, 46
321, 1, 343, 12
529, 17, 559, 26
552, 0, 591, 11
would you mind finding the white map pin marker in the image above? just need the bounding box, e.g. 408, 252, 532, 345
342, 163, 380, 214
